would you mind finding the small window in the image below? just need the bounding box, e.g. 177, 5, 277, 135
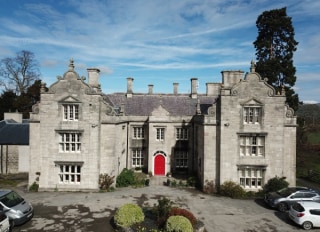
176, 128, 189, 140
133, 127, 144, 139
243, 107, 261, 124
156, 128, 165, 141
63, 105, 79, 121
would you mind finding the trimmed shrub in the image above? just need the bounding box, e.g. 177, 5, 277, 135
263, 176, 289, 192
116, 168, 135, 187
114, 203, 144, 228
169, 207, 197, 226
166, 215, 193, 232
219, 180, 246, 198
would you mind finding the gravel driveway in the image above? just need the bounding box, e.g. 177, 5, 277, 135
10, 184, 320, 232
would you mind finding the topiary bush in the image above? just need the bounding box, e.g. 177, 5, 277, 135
219, 180, 246, 198
263, 176, 289, 192
116, 168, 135, 187
166, 215, 193, 232
114, 203, 144, 228
168, 207, 197, 227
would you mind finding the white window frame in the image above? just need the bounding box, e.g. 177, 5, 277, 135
59, 164, 81, 184
239, 135, 264, 157
132, 149, 144, 167
133, 127, 144, 139
176, 128, 189, 140
239, 167, 264, 189
156, 128, 165, 141
59, 132, 81, 152
63, 104, 79, 121
175, 151, 188, 168
243, 107, 261, 124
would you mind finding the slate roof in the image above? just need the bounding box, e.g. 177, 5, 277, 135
0, 119, 29, 145
104, 93, 217, 116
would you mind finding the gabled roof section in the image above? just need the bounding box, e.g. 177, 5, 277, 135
0, 119, 29, 145
104, 93, 217, 116
59, 96, 81, 103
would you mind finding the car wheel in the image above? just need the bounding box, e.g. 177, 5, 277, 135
278, 202, 288, 212
302, 221, 313, 230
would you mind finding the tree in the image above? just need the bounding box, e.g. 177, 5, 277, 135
14, 80, 43, 118
253, 7, 299, 111
0, 90, 17, 120
0, 50, 41, 95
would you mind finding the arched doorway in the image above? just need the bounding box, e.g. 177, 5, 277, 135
154, 154, 165, 176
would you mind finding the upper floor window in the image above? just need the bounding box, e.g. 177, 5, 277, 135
59, 132, 81, 152
133, 127, 144, 139
243, 107, 261, 124
176, 128, 189, 140
156, 128, 165, 141
239, 135, 264, 157
63, 104, 79, 121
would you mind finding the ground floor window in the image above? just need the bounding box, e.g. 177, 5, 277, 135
175, 151, 188, 168
239, 167, 264, 189
59, 164, 81, 184
132, 149, 144, 167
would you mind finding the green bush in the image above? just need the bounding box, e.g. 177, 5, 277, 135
166, 215, 193, 232
114, 203, 144, 228
263, 176, 289, 192
29, 182, 39, 192
116, 168, 135, 187
219, 180, 246, 198
169, 207, 197, 226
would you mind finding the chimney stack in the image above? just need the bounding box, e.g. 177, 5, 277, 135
126, 77, 134, 98
191, 78, 198, 99
173, 83, 179, 95
87, 68, 100, 90
221, 71, 243, 88
148, 84, 153, 94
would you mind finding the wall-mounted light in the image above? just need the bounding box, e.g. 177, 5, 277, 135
91, 124, 98, 128
224, 123, 230, 127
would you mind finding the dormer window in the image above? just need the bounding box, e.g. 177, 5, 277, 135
63, 104, 79, 121
243, 107, 261, 124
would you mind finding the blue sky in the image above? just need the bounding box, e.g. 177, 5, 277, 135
0, 0, 319, 104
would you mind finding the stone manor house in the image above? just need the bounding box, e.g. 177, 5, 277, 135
28, 59, 297, 191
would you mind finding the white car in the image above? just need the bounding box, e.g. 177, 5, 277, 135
0, 212, 10, 232
289, 201, 320, 230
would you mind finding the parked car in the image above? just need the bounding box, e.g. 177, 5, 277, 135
264, 187, 320, 212
0, 189, 33, 228
0, 212, 10, 232
289, 201, 320, 230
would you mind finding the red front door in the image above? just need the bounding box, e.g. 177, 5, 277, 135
154, 154, 165, 175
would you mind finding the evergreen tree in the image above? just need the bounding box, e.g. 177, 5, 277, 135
253, 7, 299, 111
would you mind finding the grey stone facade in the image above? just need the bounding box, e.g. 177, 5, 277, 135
29, 60, 296, 191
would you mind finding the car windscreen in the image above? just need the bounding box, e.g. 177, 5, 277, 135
0, 191, 24, 207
